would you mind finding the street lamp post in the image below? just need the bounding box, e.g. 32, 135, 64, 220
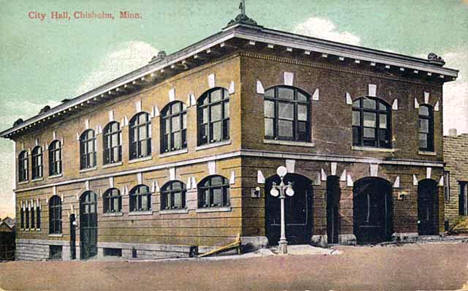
269, 166, 295, 254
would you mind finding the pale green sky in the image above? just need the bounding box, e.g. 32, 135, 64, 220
1, 0, 467, 217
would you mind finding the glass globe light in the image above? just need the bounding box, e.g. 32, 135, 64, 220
286, 183, 294, 196
270, 187, 280, 197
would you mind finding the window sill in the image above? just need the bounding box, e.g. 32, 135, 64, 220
351, 146, 397, 153
18, 181, 29, 185
103, 212, 124, 217
31, 177, 44, 182
196, 206, 232, 213
102, 161, 123, 169
263, 139, 315, 147
128, 210, 153, 216
49, 173, 63, 179
128, 156, 152, 164
80, 166, 97, 173
160, 208, 189, 215
418, 151, 436, 156
196, 140, 231, 151
159, 148, 188, 158
49, 234, 63, 237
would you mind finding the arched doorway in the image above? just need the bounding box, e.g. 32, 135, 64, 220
418, 179, 439, 235
326, 176, 341, 244
80, 191, 98, 259
265, 173, 313, 245
353, 178, 393, 244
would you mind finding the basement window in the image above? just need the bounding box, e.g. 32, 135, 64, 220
104, 248, 122, 257
49, 245, 62, 260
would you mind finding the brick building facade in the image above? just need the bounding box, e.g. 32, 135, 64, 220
0, 13, 458, 260
444, 130, 468, 226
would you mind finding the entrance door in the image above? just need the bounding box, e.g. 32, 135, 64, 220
69, 214, 76, 260
327, 176, 341, 244
80, 191, 97, 259
353, 178, 393, 244
418, 179, 439, 235
265, 174, 313, 245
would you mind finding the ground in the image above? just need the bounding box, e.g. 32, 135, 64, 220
0, 242, 467, 290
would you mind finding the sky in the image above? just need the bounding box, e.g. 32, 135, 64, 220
0, 0, 467, 218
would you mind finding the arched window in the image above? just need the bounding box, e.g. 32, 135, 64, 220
48, 140, 62, 176
129, 185, 151, 212
352, 97, 391, 148
49, 195, 62, 234
103, 188, 122, 213
31, 146, 43, 179
198, 175, 230, 208
160, 181, 186, 210
419, 105, 434, 151
103, 122, 122, 164
18, 151, 28, 182
264, 86, 310, 141
80, 129, 96, 169
161, 102, 187, 153
129, 112, 151, 160
197, 88, 230, 145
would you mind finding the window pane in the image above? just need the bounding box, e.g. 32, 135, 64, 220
278, 87, 294, 100
213, 188, 223, 206
363, 128, 376, 138
419, 106, 429, 116
210, 89, 222, 102
352, 127, 360, 145
378, 102, 387, 111
363, 112, 376, 127
112, 133, 119, 145
353, 100, 360, 108
202, 108, 209, 123
264, 101, 275, 118
165, 119, 170, 134
420, 119, 429, 132
172, 103, 180, 114
139, 126, 147, 140
419, 133, 428, 148
379, 114, 387, 129
211, 104, 222, 121
297, 91, 307, 102
278, 120, 294, 138
174, 192, 182, 208
172, 116, 180, 131
212, 121, 222, 141
264, 89, 274, 98
298, 105, 307, 121
265, 118, 274, 137
224, 101, 229, 118
352, 111, 360, 126
363, 98, 376, 109
278, 102, 294, 120
173, 132, 181, 148
182, 113, 187, 129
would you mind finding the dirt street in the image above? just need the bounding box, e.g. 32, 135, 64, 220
0, 242, 467, 290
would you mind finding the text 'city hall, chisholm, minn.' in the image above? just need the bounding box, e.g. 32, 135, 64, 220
28, 10, 142, 21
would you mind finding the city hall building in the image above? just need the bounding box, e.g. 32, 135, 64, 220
0, 11, 458, 260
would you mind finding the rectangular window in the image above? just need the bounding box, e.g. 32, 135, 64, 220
25, 208, 29, 229
443, 171, 450, 202
104, 248, 122, 257
20, 208, 24, 229
460, 181, 468, 216
36, 206, 41, 229
49, 245, 62, 260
